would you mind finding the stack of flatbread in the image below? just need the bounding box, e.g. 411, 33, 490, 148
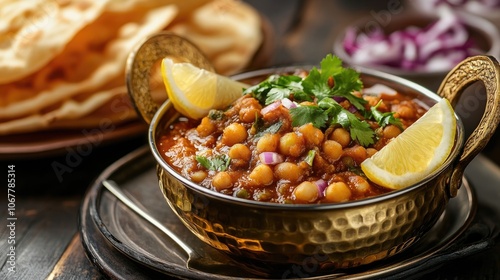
0, 0, 263, 135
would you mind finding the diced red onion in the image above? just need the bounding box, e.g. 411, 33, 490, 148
260, 101, 281, 115
281, 98, 297, 109
314, 179, 328, 198
259, 152, 284, 165
333, 96, 346, 103
348, 105, 358, 113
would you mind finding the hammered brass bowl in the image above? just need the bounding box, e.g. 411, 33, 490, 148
126, 33, 500, 273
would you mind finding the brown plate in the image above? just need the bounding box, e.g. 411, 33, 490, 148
0, 121, 147, 160
80, 146, 491, 279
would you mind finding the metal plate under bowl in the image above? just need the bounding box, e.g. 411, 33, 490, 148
81, 146, 478, 279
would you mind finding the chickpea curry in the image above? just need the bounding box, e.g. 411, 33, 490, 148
157, 55, 427, 204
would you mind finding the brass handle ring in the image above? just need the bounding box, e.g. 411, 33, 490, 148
126, 32, 214, 124
438, 55, 500, 197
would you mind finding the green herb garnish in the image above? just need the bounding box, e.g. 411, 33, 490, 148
302, 55, 365, 109
254, 120, 283, 138
304, 150, 316, 166
370, 100, 403, 130
245, 75, 308, 105
318, 97, 375, 146
208, 109, 225, 120
196, 154, 231, 171
244, 54, 403, 147
290, 106, 328, 128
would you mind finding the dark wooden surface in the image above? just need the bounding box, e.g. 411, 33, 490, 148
1, 1, 500, 279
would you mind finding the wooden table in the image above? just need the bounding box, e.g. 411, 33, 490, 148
1, 1, 500, 279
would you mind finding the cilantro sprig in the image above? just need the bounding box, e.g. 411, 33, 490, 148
196, 154, 231, 171
302, 55, 366, 109
244, 75, 311, 105
290, 98, 375, 146
245, 54, 402, 147
370, 100, 403, 130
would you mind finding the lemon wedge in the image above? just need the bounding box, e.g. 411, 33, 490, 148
361, 98, 456, 189
160, 58, 248, 119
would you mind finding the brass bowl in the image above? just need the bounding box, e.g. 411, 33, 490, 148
126, 33, 500, 272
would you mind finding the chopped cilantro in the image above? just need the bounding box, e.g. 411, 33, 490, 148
250, 114, 265, 135
304, 150, 316, 166
330, 68, 365, 110
289, 106, 328, 128
196, 154, 230, 171
370, 100, 403, 130
302, 55, 366, 109
208, 109, 225, 120
255, 121, 283, 138
319, 98, 375, 146
245, 74, 311, 105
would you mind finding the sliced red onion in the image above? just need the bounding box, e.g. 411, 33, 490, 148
363, 84, 397, 96
342, 6, 473, 72
314, 179, 328, 198
432, 0, 500, 8
260, 101, 281, 115
281, 98, 297, 109
259, 152, 284, 165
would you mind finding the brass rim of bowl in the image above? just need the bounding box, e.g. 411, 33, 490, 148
333, 10, 500, 77
149, 66, 466, 210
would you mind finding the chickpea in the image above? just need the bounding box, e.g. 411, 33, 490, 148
364, 96, 381, 107
325, 182, 351, 203
212, 172, 232, 190
228, 144, 251, 161
196, 117, 215, 137
249, 164, 274, 186
298, 123, 324, 146
279, 132, 305, 157
221, 123, 248, 146
300, 101, 316, 106
343, 145, 367, 164
293, 181, 319, 202
241, 96, 262, 108
330, 128, 351, 147
350, 175, 370, 192
396, 105, 416, 119
190, 170, 208, 183
322, 140, 343, 162
256, 133, 280, 153
366, 148, 378, 158
274, 162, 303, 182
383, 125, 402, 139
239, 107, 261, 123
342, 156, 355, 168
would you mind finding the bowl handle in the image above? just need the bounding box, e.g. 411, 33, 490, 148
438, 55, 500, 197
125, 32, 214, 124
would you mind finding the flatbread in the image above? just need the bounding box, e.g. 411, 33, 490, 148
0, 87, 136, 135
168, 0, 262, 75
105, 0, 211, 18
0, 4, 179, 120
0, 0, 264, 136
0, 0, 109, 84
